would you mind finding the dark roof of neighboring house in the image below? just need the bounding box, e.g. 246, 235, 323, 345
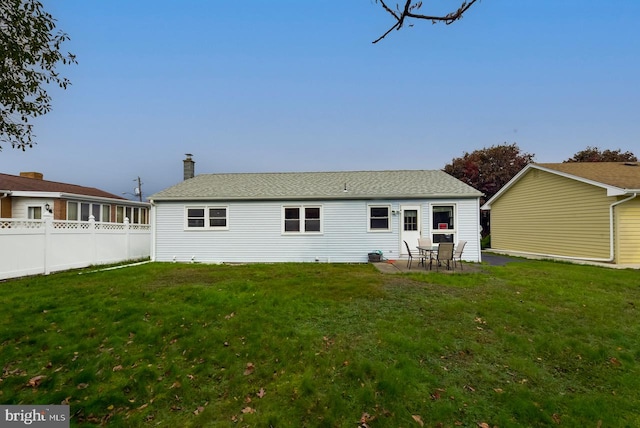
0, 172, 127, 200
150, 170, 483, 201
537, 162, 640, 190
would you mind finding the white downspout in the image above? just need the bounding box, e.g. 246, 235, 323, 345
149, 199, 156, 262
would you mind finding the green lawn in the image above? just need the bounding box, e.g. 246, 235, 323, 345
1, 260, 639, 427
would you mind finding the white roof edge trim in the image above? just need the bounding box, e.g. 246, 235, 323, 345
9, 191, 63, 198
150, 194, 482, 202
61, 193, 151, 206
9, 191, 149, 206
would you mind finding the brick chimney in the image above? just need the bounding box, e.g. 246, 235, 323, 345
20, 172, 43, 180
183, 154, 195, 180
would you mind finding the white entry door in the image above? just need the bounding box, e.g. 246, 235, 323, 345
400, 205, 421, 256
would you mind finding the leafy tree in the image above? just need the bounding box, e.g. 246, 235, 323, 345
374, 0, 478, 43
444, 143, 534, 239
0, 0, 76, 150
564, 146, 637, 163
444, 143, 534, 202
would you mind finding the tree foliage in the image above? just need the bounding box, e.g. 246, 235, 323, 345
564, 146, 637, 163
373, 0, 478, 43
443, 143, 534, 202
0, 0, 76, 150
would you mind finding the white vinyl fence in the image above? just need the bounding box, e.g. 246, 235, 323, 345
0, 214, 151, 280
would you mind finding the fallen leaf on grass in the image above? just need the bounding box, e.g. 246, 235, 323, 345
430, 388, 446, 400
241, 406, 255, 414
112, 365, 123, 372
358, 411, 377, 427
193, 406, 204, 415
27, 375, 46, 387
552, 413, 561, 424
609, 357, 621, 366
257, 387, 266, 398
412, 414, 424, 426
244, 362, 255, 376
225, 312, 235, 320
77, 383, 89, 390
477, 423, 490, 428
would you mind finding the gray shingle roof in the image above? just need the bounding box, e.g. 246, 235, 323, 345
150, 170, 483, 201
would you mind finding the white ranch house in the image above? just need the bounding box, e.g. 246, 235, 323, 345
149, 159, 483, 264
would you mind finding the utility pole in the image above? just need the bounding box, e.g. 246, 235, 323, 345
134, 176, 143, 202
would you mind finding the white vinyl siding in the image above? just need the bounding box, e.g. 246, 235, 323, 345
153, 198, 481, 264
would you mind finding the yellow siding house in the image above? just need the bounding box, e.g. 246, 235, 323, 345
482, 162, 640, 266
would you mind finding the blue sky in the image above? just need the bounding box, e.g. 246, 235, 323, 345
1, 1, 639, 198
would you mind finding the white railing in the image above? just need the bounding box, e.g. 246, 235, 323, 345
0, 214, 151, 280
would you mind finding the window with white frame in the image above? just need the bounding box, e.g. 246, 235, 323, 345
80, 203, 90, 221
92, 204, 101, 221
28, 206, 42, 220
282, 205, 322, 233
368, 205, 391, 231
68, 201, 112, 222
67, 202, 79, 221
102, 205, 111, 223
185, 206, 228, 229
116, 206, 125, 223
431, 205, 455, 243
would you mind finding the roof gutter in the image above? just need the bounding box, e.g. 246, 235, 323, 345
149, 194, 482, 203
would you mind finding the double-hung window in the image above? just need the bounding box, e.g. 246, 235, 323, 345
283, 206, 322, 234
28, 206, 42, 220
368, 205, 391, 231
185, 206, 228, 230
431, 205, 455, 243
67, 202, 79, 221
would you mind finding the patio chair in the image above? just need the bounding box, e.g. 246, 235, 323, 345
403, 240, 425, 269
418, 237, 436, 268
453, 240, 467, 270
435, 242, 455, 271
418, 237, 432, 248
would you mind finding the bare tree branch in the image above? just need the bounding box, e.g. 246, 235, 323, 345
373, 0, 479, 44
